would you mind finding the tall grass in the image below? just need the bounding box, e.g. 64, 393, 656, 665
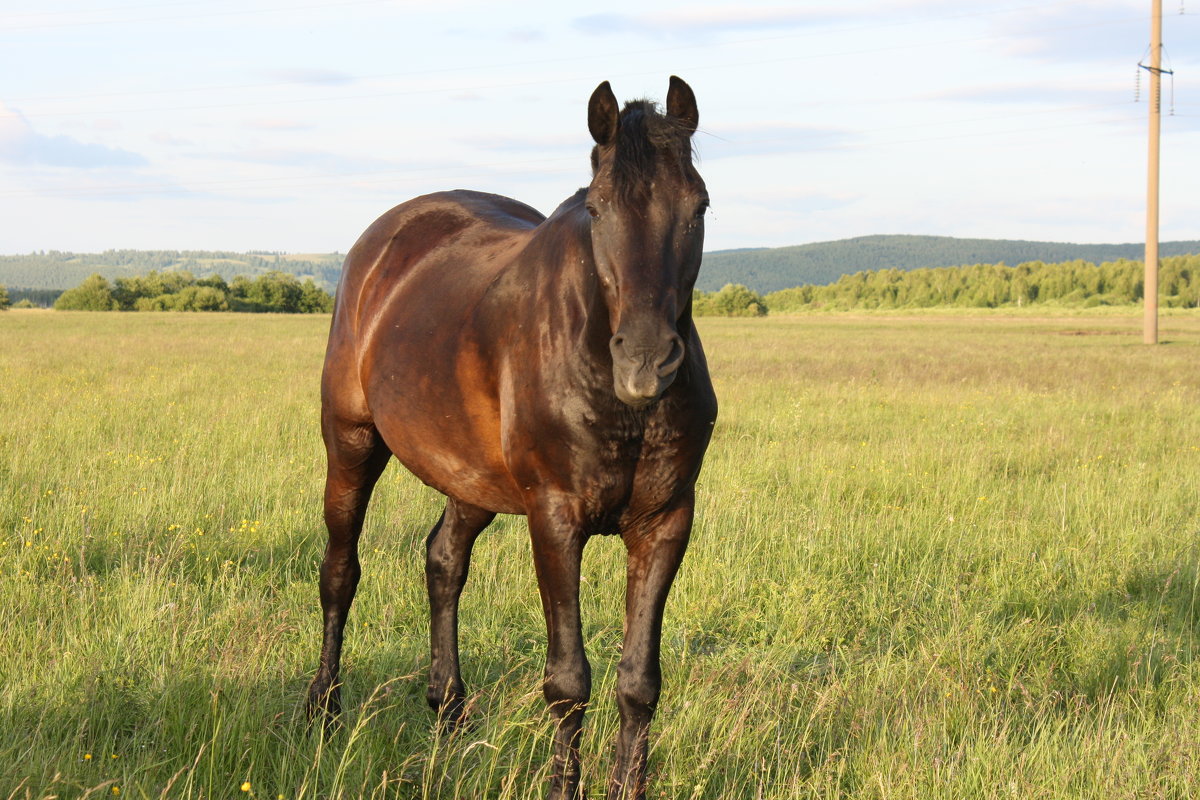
1, 310, 1198, 798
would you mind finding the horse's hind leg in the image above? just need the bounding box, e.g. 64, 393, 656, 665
425, 497, 494, 725
306, 413, 392, 726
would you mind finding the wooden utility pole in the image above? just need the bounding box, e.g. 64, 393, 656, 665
1144, 0, 1163, 344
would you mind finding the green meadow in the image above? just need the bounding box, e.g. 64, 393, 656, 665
2, 310, 1198, 799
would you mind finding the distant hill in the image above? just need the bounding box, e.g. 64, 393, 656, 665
697, 235, 1200, 293
4, 236, 1200, 296
0, 250, 344, 291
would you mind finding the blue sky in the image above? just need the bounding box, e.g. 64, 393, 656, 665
0, 0, 1196, 254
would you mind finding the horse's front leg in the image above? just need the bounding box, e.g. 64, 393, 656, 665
528, 498, 591, 800
608, 494, 693, 800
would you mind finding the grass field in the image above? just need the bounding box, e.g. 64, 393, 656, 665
2, 310, 1198, 799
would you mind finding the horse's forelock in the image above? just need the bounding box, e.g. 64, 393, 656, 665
609, 100, 694, 205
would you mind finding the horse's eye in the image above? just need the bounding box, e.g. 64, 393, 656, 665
694, 200, 710, 218
586, 204, 600, 219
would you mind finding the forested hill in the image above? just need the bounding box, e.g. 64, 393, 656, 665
0, 250, 344, 290
5, 236, 1200, 295
697, 235, 1200, 293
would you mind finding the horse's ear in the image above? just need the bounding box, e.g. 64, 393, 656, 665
666, 76, 698, 134
588, 80, 619, 145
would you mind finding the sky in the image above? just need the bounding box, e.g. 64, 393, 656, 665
0, 0, 1196, 255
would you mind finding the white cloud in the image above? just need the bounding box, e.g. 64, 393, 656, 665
242, 118, 316, 132
989, 1, 1164, 64
264, 68, 356, 86
506, 27, 546, 43
0, 104, 147, 168
198, 146, 400, 174
573, 6, 840, 38
699, 123, 855, 159
928, 81, 1133, 107
150, 131, 194, 146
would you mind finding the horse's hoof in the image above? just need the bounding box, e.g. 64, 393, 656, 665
428, 683, 475, 732
305, 681, 342, 731
433, 697, 474, 734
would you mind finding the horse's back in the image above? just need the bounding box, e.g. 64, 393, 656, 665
335, 190, 543, 333
328, 190, 540, 373
323, 190, 542, 512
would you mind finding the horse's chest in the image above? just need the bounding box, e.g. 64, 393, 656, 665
579, 416, 694, 524
506, 386, 706, 527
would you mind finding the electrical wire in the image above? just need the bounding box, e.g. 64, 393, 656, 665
8, 12, 1150, 122
0, 0, 394, 32
5, 0, 1122, 112
0, 110, 1148, 201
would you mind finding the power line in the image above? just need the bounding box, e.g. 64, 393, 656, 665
5, 0, 1131, 113
0, 111, 1144, 201
0, 153, 584, 199
0, 0, 1088, 34
0, 0, 212, 23
0, 0, 393, 32
9, 13, 1150, 122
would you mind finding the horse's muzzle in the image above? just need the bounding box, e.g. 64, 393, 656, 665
609, 330, 685, 408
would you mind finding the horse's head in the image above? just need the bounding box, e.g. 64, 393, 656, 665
585, 76, 708, 409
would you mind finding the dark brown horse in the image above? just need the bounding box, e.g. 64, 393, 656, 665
307, 76, 716, 800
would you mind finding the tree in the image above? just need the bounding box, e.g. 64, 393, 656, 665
169, 286, 229, 311
54, 274, 118, 310
0, 284, 9, 310
51, 268, 334, 313
229, 271, 304, 312
694, 283, 768, 317
762, 285, 812, 312
298, 279, 334, 313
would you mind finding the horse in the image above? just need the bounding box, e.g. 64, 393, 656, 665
307, 76, 716, 800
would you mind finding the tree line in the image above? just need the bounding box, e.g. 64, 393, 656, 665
49, 271, 333, 313
687, 255, 1200, 317
697, 236, 1200, 294
5, 254, 1198, 317
762, 255, 1200, 313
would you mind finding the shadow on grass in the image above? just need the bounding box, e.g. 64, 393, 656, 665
4, 513, 577, 799
990, 552, 1200, 693
1, 637, 561, 800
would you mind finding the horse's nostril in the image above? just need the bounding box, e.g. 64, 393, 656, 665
612, 330, 684, 376
657, 335, 685, 376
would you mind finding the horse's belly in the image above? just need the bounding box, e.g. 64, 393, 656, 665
392, 440, 525, 515
365, 355, 525, 516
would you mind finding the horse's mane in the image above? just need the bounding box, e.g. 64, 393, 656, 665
598, 99, 695, 205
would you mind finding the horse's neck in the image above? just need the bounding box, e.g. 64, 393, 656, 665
503, 205, 615, 388
522, 201, 606, 329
